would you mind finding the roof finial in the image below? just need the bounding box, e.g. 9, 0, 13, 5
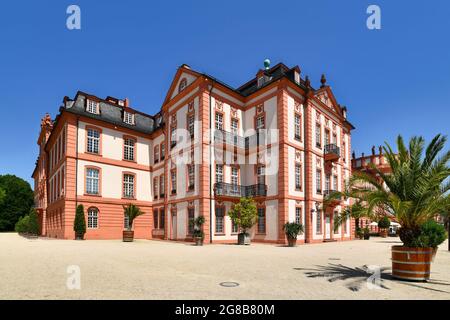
320, 74, 327, 88
264, 58, 271, 70
305, 75, 311, 88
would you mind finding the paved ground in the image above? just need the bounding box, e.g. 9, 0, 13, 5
0, 233, 449, 300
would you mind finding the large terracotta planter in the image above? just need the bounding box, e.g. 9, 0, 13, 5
391, 246, 433, 281
75, 233, 84, 240
379, 229, 388, 238
123, 230, 134, 242
287, 237, 297, 247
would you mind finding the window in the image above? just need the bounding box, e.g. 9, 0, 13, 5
188, 165, 195, 190
257, 207, 266, 234
325, 174, 331, 191
170, 127, 176, 148
188, 208, 195, 235
188, 114, 195, 138
256, 116, 265, 130
123, 174, 135, 198
124, 111, 135, 125
215, 165, 223, 183
86, 100, 99, 114
333, 175, 338, 191
87, 128, 100, 154
86, 168, 100, 195
160, 143, 165, 160
294, 114, 301, 141
160, 208, 165, 229
87, 208, 98, 229
124, 137, 135, 161
231, 167, 239, 186
325, 129, 330, 145
179, 78, 187, 93
124, 215, 130, 230
160, 175, 165, 197
295, 164, 302, 190
215, 113, 223, 130
316, 170, 322, 194
215, 207, 224, 233
153, 211, 159, 229
315, 123, 321, 147
231, 118, 238, 134
154, 146, 159, 163
153, 177, 159, 200
171, 170, 177, 194
316, 210, 322, 233
257, 165, 265, 185
295, 207, 302, 225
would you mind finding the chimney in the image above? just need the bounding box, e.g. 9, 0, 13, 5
124, 98, 129, 108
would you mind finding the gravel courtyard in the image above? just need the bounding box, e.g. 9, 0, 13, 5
0, 233, 449, 300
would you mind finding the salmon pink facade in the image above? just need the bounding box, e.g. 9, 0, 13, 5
32, 62, 355, 244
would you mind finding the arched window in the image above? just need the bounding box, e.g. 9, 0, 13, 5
178, 78, 187, 93
87, 207, 99, 229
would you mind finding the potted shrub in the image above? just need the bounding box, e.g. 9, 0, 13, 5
363, 227, 370, 240
123, 204, 144, 242
27, 208, 40, 238
283, 222, 304, 247
351, 134, 449, 281
228, 197, 258, 245
73, 204, 86, 240
378, 216, 391, 238
412, 220, 447, 261
356, 227, 364, 240
192, 216, 205, 246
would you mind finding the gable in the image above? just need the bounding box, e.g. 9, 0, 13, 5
163, 66, 201, 106
314, 87, 341, 116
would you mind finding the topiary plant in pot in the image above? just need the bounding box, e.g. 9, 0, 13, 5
363, 227, 370, 240
73, 204, 86, 240
228, 197, 258, 245
378, 216, 391, 238
351, 134, 449, 281
192, 216, 205, 246
123, 204, 144, 242
283, 222, 304, 247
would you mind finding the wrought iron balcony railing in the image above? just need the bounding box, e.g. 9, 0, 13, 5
214, 182, 267, 198
213, 129, 246, 148
324, 143, 340, 161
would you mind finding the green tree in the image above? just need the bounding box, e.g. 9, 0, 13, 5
123, 204, 144, 231
351, 134, 450, 247
0, 175, 34, 231
73, 204, 86, 238
228, 197, 258, 234
28, 208, 40, 235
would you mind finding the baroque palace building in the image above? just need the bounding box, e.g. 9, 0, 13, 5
32, 62, 355, 244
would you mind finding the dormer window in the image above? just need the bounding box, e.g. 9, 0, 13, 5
294, 71, 300, 84
257, 77, 264, 88
86, 100, 99, 114
124, 111, 135, 125
179, 78, 187, 93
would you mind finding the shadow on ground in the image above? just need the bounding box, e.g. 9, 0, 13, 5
295, 263, 450, 294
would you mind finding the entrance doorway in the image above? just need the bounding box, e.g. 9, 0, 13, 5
171, 212, 177, 240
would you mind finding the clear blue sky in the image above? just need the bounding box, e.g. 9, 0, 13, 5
1, 0, 449, 185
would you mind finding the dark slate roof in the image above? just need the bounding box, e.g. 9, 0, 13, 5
63, 92, 164, 135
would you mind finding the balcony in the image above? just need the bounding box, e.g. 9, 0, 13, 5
324, 143, 340, 162
323, 189, 342, 206
214, 182, 267, 198
214, 129, 246, 148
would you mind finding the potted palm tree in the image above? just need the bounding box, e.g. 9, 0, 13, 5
378, 216, 391, 238
123, 204, 145, 242
73, 204, 86, 240
192, 216, 205, 246
228, 197, 258, 245
283, 222, 304, 247
351, 134, 449, 281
